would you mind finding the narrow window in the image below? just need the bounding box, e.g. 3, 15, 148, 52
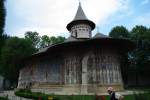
75, 30, 77, 37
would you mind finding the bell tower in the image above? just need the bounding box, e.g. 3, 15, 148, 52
66, 3, 95, 39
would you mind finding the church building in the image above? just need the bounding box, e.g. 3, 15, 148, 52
18, 3, 134, 94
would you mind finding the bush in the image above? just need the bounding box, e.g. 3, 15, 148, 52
16, 88, 31, 93
15, 89, 96, 100
15, 89, 58, 100
0, 96, 9, 100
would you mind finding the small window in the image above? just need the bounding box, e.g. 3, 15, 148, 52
75, 30, 77, 37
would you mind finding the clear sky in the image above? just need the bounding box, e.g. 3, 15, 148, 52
4, 0, 150, 37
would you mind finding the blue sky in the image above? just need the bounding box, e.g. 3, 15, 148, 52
4, 0, 150, 37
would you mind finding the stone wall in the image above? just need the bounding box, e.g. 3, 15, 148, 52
18, 45, 124, 94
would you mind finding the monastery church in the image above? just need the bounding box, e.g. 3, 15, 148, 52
18, 3, 134, 94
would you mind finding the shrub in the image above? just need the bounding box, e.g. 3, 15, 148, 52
0, 96, 9, 100
15, 89, 58, 100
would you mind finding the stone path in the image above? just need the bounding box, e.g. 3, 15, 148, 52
0, 91, 33, 100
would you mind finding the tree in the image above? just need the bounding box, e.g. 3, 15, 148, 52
40, 35, 66, 48
109, 25, 150, 87
109, 26, 129, 39
129, 25, 150, 86
24, 31, 65, 49
49, 36, 65, 45
0, 0, 6, 35
56, 36, 66, 44
0, 37, 36, 86
130, 25, 150, 67
0, 0, 6, 55
25, 31, 40, 49
130, 25, 149, 40
40, 35, 51, 48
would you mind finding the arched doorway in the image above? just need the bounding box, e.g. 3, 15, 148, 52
81, 52, 97, 94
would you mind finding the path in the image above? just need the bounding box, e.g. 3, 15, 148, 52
0, 90, 33, 100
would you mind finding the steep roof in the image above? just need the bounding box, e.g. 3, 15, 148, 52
73, 3, 87, 21
66, 3, 95, 31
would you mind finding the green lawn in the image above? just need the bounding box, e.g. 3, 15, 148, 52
55, 94, 149, 100
124, 95, 135, 100
28, 94, 143, 100
15, 89, 150, 100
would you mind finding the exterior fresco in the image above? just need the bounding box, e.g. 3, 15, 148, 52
18, 45, 125, 94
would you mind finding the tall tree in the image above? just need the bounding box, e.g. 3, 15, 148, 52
109, 25, 150, 87
49, 36, 65, 45
0, 0, 6, 53
130, 25, 149, 40
40, 35, 51, 48
25, 31, 40, 49
0, 37, 36, 86
56, 36, 66, 44
40, 35, 66, 48
0, 0, 6, 35
109, 26, 129, 39
129, 25, 150, 86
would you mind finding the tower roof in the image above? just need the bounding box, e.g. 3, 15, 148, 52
73, 3, 87, 21
66, 3, 95, 31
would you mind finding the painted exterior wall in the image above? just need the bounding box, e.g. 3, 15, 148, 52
18, 45, 123, 94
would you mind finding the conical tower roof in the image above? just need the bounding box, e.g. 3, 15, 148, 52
73, 3, 87, 20
66, 3, 95, 31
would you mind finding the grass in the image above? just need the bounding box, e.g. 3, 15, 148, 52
15, 89, 150, 100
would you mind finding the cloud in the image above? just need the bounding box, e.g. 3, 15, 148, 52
5, 0, 131, 37
141, 0, 149, 5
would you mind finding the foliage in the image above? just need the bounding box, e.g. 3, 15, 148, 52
15, 89, 58, 100
0, 34, 9, 54
0, 0, 7, 67
25, 31, 66, 49
128, 25, 150, 87
109, 26, 129, 39
48, 36, 66, 45
0, 0, 6, 35
130, 25, 150, 40
25, 31, 41, 49
40, 35, 51, 47
0, 96, 8, 100
109, 25, 150, 87
0, 37, 36, 85
40, 35, 66, 48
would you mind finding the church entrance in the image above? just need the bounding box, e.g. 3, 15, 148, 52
81, 52, 97, 94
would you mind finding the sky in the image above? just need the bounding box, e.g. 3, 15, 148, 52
4, 0, 150, 38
